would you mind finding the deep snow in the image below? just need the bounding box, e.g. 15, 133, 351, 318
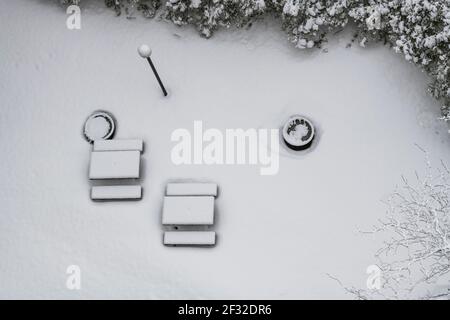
0, 0, 449, 299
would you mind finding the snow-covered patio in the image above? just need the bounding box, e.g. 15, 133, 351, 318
0, 0, 449, 299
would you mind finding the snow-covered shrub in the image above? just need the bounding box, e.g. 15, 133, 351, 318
349, 0, 450, 124
163, 0, 267, 37
163, 0, 233, 38
279, 0, 350, 49
103, 0, 161, 18
60, 0, 450, 121
333, 154, 450, 299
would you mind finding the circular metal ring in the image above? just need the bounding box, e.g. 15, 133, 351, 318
282, 115, 315, 151
83, 110, 116, 143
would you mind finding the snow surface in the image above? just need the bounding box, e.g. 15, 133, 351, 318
0, 0, 449, 299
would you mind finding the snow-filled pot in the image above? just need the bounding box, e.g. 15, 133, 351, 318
282, 115, 315, 151
83, 111, 116, 143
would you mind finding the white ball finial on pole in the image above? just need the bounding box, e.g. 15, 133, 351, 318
138, 44, 152, 58
138, 44, 167, 97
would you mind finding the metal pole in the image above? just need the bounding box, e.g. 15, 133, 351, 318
147, 57, 167, 97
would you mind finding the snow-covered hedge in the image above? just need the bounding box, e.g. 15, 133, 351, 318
63, 0, 450, 121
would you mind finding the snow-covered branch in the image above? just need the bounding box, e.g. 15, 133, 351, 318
334, 152, 450, 299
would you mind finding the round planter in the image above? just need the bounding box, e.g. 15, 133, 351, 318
83, 111, 116, 143
282, 115, 315, 151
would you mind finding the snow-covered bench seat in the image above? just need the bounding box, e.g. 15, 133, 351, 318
91, 185, 142, 200
163, 231, 216, 246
